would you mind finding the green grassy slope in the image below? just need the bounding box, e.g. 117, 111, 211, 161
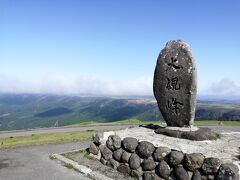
0, 130, 93, 149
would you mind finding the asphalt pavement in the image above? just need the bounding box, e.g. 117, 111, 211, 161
0, 142, 91, 180
0, 124, 136, 180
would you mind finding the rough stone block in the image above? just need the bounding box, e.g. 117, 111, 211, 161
129, 153, 141, 170
153, 146, 171, 162
106, 135, 121, 151
216, 163, 239, 180
136, 141, 155, 158
99, 144, 112, 160
184, 153, 205, 171
202, 157, 221, 175
122, 137, 138, 153
89, 142, 99, 155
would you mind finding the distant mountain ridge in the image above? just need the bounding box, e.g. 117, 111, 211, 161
0, 93, 239, 131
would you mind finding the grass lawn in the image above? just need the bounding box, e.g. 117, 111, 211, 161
0, 130, 93, 149
73, 119, 162, 126
194, 120, 240, 126
74, 119, 240, 126
114, 119, 240, 126
1, 119, 239, 149
111, 119, 162, 125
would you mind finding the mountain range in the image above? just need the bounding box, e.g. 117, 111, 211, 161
0, 93, 239, 131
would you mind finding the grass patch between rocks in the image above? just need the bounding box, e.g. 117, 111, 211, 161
62, 148, 97, 161
63, 162, 74, 169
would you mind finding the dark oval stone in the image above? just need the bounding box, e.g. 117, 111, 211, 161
131, 169, 143, 178
122, 137, 138, 153
142, 159, 156, 171
106, 135, 121, 151
153, 146, 171, 162
117, 164, 131, 174
113, 148, 123, 162
153, 40, 197, 127
201, 157, 221, 175
192, 170, 202, 180
136, 141, 155, 158
216, 163, 239, 180
169, 150, 184, 166
92, 132, 101, 145
107, 158, 119, 170
121, 150, 131, 163
156, 160, 171, 179
99, 144, 112, 160
174, 165, 189, 180
184, 153, 205, 171
129, 153, 141, 170
89, 142, 99, 155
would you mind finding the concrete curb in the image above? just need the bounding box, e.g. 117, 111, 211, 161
51, 151, 113, 180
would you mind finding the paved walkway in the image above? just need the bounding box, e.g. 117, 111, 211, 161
0, 125, 136, 180
0, 142, 91, 180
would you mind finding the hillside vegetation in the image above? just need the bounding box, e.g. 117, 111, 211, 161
0, 94, 239, 131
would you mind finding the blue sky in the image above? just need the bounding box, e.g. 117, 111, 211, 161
0, 0, 240, 96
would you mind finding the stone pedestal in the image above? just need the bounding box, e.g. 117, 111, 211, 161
154, 126, 218, 141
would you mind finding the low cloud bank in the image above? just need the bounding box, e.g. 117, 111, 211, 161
1, 74, 240, 98
0, 73, 153, 96
203, 78, 240, 97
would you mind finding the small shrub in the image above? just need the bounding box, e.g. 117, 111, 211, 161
215, 133, 223, 140
49, 154, 57, 160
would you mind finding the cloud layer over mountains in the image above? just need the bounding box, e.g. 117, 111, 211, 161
0, 73, 240, 97
0, 73, 152, 95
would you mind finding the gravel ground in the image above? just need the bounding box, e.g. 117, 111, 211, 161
197, 124, 240, 133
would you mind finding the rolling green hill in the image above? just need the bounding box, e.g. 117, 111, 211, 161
0, 93, 239, 131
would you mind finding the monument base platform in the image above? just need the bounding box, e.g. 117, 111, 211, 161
102, 126, 240, 165
139, 124, 218, 141
154, 126, 218, 141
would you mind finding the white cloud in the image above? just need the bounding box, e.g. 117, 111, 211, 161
2, 73, 239, 98
0, 73, 153, 95
203, 78, 240, 96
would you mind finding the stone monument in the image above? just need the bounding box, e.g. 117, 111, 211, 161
153, 40, 217, 140
86, 40, 239, 179
153, 40, 197, 127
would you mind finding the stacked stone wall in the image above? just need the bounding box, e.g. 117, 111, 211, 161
89, 133, 239, 180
